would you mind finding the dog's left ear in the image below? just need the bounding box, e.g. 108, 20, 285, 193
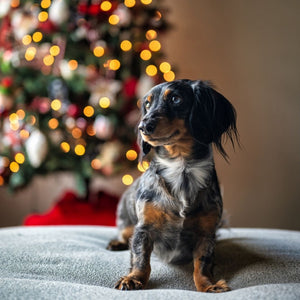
190, 80, 239, 160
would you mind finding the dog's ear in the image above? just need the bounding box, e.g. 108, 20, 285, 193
190, 80, 239, 160
137, 130, 152, 161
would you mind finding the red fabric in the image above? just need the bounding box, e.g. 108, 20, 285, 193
23, 191, 118, 226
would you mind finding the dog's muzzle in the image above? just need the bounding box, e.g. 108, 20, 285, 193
138, 118, 157, 136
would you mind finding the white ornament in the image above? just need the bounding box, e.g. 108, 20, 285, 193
93, 115, 114, 140
136, 75, 155, 99
25, 130, 48, 168
49, 0, 70, 25
0, 0, 11, 18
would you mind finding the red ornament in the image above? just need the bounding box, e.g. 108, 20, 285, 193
123, 77, 138, 99
67, 104, 81, 118
1, 77, 13, 88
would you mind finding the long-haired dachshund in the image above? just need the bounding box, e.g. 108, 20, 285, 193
107, 79, 238, 292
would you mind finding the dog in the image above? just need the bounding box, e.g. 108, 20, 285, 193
107, 79, 238, 292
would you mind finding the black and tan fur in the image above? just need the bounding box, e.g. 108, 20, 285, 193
107, 79, 238, 292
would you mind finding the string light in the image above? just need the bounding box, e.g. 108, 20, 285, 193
108, 14, 119, 25
9, 113, 19, 123
120, 40, 132, 51
100, 1, 112, 11
27, 115, 36, 125
137, 161, 150, 172
51, 99, 62, 111
149, 40, 161, 52
122, 174, 133, 185
126, 150, 138, 161
32, 32, 43, 43
22, 35, 32, 45
93, 46, 105, 57
91, 158, 102, 170
0, 176, 4, 186
60, 142, 70, 153
48, 118, 59, 129
11, 0, 20, 8
9, 162, 19, 173
15, 153, 25, 164
141, 0, 152, 5
124, 0, 136, 8
41, 0, 51, 9
38, 11, 48, 22
83, 106, 94, 117
72, 128, 82, 139
20, 129, 30, 140
68, 60, 78, 70
25, 47, 36, 61
109, 59, 121, 71
43, 54, 54, 66
146, 65, 157, 76
163, 70, 175, 82
159, 62, 171, 73
146, 30, 157, 40
74, 144, 85, 156
86, 125, 96, 136
16, 109, 25, 120
99, 97, 111, 109
50, 45, 60, 56
140, 50, 152, 61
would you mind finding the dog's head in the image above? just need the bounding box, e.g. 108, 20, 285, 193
138, 79, 238, 160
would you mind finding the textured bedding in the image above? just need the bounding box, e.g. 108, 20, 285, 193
0, 226, 299, 299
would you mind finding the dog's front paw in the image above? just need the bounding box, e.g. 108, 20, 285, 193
106, 240, 129, 251
205, 279, 231, 293
115, 276, 143, 290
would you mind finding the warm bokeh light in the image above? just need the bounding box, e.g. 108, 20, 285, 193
126, 150, 138, 161
100, 1, 112, 11
140, 49, 152, 61
60, 142, 70, 153
43, 54, 54, 66
146, 29, 157, 40
48, 118, 59, 129
124, 0, 136, 8
11, 0, 20, 8
74, 144, 85, 156
120, 40, 132, 51
109, 59, 121, 71
9, 113, 19, 123
91, 158, 102, 170
159, 62, 171, 73
20, 129, 30, 140
27, 115, 36, 125
163, 70, 175, 82
2, 157, 10, 167
137, 161, 150, 172
141, 0, 152, 5
83, 106, 94, 117
86, 125, 96, 136
72, 127, 82, 139
122, 174, 134, 185
50, 45, 60, 56
16, 109, 25, 120
22, 35, 32, 45
149, 40, 161, 52
10, 162, 19, 173
51, 99, 62, 111
99, 97, 111, 109
32, 32, 43, 42
25, 47, 36, 61
41, 0, 51, 9
15, 153, 25, 164
146, 64, 157, 76
108, 14, 119, 25
38, 11, 48, 22
68, 60, 78, 70
0, 176, 4, 186
93, 46, 105, 57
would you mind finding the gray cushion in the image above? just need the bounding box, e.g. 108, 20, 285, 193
0, 226, 299, 299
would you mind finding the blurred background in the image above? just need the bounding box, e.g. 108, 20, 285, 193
0, 0, 299, 230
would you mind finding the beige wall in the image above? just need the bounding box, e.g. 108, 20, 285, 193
162, 0, 300, 229
1, 1, 299, 230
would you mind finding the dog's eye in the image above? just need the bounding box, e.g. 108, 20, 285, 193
145, 101, 151, 110
171, 96, 182, 105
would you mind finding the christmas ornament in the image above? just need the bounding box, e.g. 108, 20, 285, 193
0, 0, 11, 18
25, 130, 48, 168
49, 0, 70, 26
93, 115, 114, 140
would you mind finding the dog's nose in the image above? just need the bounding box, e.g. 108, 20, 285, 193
139, 119, 156, 135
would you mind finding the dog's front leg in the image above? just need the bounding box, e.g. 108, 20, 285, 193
115, 226, 153, 290
193, 236, 230, 293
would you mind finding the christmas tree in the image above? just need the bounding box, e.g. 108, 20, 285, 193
0, 0, 175, 196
